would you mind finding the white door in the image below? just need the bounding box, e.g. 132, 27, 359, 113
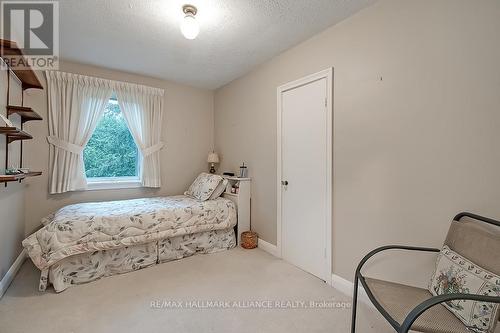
279, 71, 332, 282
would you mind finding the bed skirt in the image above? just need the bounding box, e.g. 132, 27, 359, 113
41, 228, 236, 292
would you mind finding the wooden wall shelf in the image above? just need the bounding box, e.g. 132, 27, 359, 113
0, 39, 43, 90
0, 126, 33, 143
1, 38, 44, 188
0, 171, 42, 184
7, 105, 43, 123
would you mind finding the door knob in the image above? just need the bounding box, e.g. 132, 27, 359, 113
281, 180, 289, 186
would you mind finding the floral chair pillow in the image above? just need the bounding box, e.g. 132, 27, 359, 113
428, 245, 500, 333
184, 173, 223, 201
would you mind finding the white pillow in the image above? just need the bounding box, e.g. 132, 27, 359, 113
41, 213, 55, 226
184, 173, 223, 201
428, 245, 500, 333
209, 179, 228, 200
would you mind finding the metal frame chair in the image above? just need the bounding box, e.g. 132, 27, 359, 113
351, 212, 500, 333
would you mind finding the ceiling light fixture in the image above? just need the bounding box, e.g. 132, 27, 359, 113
181, 4, 199, 40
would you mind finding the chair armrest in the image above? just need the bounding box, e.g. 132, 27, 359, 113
355, 245, 440, 277
400, 293, 500, 333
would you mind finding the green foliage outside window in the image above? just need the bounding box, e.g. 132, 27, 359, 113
84, 100, 138, 178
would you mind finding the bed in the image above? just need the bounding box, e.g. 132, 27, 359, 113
23, 178, 238, 292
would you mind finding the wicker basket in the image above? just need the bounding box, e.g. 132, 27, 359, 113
241, 231, 258, 249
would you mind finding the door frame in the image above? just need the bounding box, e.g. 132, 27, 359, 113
276, 68, 333, 284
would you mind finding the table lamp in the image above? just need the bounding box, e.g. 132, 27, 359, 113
207, 152, 220, 174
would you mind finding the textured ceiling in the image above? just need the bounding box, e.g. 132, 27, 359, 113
59, 0, 376, 89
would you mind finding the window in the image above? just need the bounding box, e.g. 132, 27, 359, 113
83, 98, 141, 189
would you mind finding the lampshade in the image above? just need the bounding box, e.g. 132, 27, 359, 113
207, 152, 219, 163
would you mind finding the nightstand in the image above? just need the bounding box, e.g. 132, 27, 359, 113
221, 176, 251, 245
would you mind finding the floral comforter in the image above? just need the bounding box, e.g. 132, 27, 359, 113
22, 195, 237, 270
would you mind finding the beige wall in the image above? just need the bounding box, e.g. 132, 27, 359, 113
0, 64, 25, 280
214, 0, 500, 286
22, 61, 215, 235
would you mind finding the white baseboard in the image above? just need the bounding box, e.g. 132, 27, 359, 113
0, 250, 26, 299
332, 274, 373, 307
332, 274, 355, 295
257, 238, 280, 257
254, 243, 369, 307
256, 239, 335, 286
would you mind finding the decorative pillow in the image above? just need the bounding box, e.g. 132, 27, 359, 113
428, 245, 500, 333
41, 213, 55, 226
184, 173, 223, 201
209, 179, 228, 200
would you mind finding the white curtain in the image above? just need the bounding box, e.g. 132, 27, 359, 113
115, 83, 164, 187
46, 71, 113, 194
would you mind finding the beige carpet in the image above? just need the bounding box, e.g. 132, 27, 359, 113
0, 248, 391, 333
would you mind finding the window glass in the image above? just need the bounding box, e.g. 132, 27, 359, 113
84, 99, 139, 179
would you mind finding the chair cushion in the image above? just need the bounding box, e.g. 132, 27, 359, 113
365, 277, 470, 333
429, 245, 500, 333
445, 217, 500, 276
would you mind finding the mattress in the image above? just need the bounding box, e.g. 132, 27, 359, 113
23, 195, 237, 271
